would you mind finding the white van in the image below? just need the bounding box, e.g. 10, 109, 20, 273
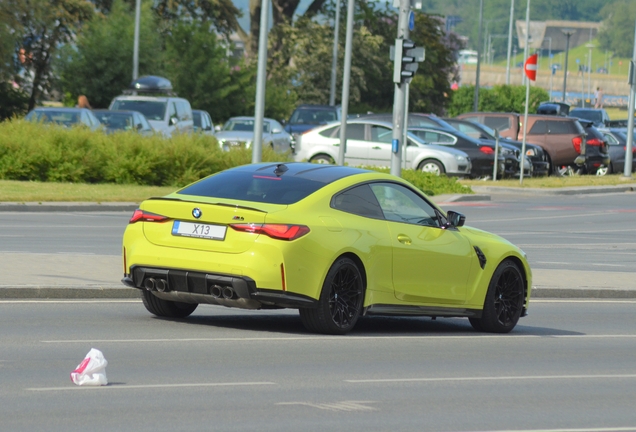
109, 76, 194, 137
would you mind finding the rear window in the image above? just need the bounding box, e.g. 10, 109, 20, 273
571, 110, 602, 123
111, 100, 166, 121
483, 116, 511, 132
177, 171, 328, 204
290, 108, 338, 125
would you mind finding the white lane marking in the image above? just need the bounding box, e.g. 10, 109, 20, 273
277, 401, 376, 412
0, 300, 139, 304
27, 381, 275, 392
41, 334, 636, 343
466, 428, 636, 432
532, 299, 636, 303
345, 374, 636, 384
534, 262, 630, 268
474, 211, 616, 223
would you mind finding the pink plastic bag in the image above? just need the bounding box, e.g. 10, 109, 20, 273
70, 348, 108, 386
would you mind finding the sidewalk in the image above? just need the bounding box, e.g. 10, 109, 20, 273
1, 184, 634, 300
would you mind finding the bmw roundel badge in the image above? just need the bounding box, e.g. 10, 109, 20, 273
192, 208, 202, 219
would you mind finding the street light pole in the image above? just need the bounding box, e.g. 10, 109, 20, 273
336, 0, 355, 166
252, 0, 270, 164
329, 0, 341, 106
521, 0, 530, 85
505, 0, 515, 85
474, 0, 483, 112
586, 43, 594, 102
132, 0, 141, 81
561, 29, 575, 103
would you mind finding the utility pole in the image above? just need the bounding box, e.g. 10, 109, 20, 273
329, 0, 341, 106
506, 0, 515, 85
336, 0, 355, 166
132, 0, 141, 83
624, 19, 636, 178
390, 0, 424, 177
473, 0, 483, 112
252, 0, 270, 164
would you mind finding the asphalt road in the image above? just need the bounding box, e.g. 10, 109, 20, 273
1, 299, 635, 432
1, 191, 634, 291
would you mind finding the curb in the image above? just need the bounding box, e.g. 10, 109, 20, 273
1, 286, 634, 300
0, 286, 140, 299
471, 184, 636, 196
0, 202, 139, 212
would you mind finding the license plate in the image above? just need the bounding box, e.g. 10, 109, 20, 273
171, 221, 227, 240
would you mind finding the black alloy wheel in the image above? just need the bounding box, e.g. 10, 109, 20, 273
469, 259, 525, 333
299, 257, 364, 335
141, 290, 198, 318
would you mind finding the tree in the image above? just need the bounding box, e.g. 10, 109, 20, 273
57, 0, 163, 108
2, 0, 94, 110
598, 0, 636, 58
164, 21, 246, 123
447, 84, 549, 116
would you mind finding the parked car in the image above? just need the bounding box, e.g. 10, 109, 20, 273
443, 118, 549, 176
109, 76, 194, 137
407, 127, 517, 179
24, 107, 101, 130
455, 112, 587, 175
284, 104, 341, 138
569, 108, 611, 128
294, 118, 472, 177
596, 128, 636, 175
567, 119, 611, 175
216, 116, 293, 153
192, 109, 215, 135
122, 162, 531, 334
93, 109, 153, 135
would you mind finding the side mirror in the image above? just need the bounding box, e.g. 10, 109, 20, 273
271, 128, 282, 134
446, 210, 466, 227
136, 123, 143, 130
214, 125, 221, 132
280, 119, 287, 125
169, 117, 178, 126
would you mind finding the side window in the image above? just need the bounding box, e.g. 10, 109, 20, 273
604, 133, 619, 145
483, 116, 511, 132
168, 102, 177, 122
407, 117, 436, 127
345, 124, 365, 140
369, 183, 440, 227
546, 121, 570, 134
319, 125, 339, 138
370, 125, 393, 143
428, 132, 455, 144
529, 120, 548, 134
331, 184, 384, 219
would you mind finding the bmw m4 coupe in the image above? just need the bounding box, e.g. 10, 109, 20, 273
122, 163, 531, 334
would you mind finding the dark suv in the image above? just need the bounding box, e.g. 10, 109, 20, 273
284, 105, 341, 138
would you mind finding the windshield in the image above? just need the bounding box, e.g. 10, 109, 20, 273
95, 112, 133, 130
223, 119, 270, 133
26, 110, 81, 125
111, 100, 166, 121
290, 109, 337, 125
571, 110, 601, 122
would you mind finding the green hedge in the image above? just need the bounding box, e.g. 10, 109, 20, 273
0, 120, 288, 186
0, 120, 472, 196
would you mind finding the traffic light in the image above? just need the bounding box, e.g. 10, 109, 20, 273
390, 39, 425, 84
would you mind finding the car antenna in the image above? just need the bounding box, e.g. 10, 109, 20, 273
274, 164, 289, 177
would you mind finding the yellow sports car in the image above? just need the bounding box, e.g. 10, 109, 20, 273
122, 162, 531, 334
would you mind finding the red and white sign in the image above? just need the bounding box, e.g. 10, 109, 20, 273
524, 54, 538, 81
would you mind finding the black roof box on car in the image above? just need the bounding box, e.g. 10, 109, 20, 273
536, 101, 570, 116
123, 76, 175, 95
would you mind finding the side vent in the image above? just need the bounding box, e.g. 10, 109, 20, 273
474, 246, 487, 269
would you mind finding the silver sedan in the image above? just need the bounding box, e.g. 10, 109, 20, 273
293, 118, 472, 177
216, 116, 293, 154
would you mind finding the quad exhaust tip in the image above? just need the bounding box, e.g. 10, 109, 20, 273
143, 277, 169, 292
144, 278, 156, 291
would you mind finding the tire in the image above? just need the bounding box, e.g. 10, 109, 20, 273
469, 259, 525, 333
309, 154, 335, 164
596, 163, 612, 176
299, 257, 364, 335
418, 159, 445, 175
141, 290, 198, 318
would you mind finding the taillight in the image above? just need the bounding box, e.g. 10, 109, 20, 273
572, 136, 582, 154
479, 146, 495, 154
586, 138, 603, 146
129, 209, 170, 223
230, 223, 310, 240
624, 146, 636, 154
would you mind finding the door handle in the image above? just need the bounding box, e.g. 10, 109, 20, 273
397, 234, 412, 245
372, 146, 381, 150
